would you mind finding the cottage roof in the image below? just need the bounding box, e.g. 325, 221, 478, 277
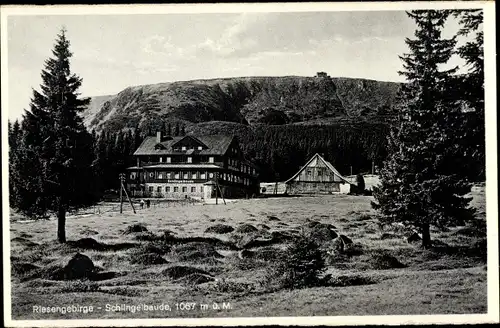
285, 153, 352, 184
133, 134, 234, 156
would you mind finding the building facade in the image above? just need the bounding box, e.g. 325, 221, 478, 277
126, 133, 259, 199
285, 153, 352, 194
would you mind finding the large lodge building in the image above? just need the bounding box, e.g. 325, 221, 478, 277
126, 132, 259, 199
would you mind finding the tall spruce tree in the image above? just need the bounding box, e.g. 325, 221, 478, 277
372, 10, 475, 248
12, 28, 96, 242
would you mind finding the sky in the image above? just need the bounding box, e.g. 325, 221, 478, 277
5, 8, 470, 121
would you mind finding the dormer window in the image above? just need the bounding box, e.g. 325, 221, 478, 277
209, 157, 214, 163
182, 146, 186, 151
167, 157, 171, 163
198, 146, 203, 150
187, 157, 192, 163
159, 157, 163, 163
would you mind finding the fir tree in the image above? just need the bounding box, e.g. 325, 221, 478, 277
372, 10, 474, 248
12, 28, 96, 242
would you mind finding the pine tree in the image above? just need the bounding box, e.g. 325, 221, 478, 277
12, 28, 96, 242
372, 10, 474, 248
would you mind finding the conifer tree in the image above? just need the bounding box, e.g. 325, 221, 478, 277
372, 10, 474, 248
12, 28, 96, 242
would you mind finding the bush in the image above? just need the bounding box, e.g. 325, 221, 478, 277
265, 236, 326, 290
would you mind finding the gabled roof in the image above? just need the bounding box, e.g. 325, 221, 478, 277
285, 153, 352, 184
171, 135, 208, 149
133, 134, 234, 156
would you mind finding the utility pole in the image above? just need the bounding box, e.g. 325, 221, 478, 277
372, 160, 375, 175
119, 173, 124, 213
119, 173, 136, 214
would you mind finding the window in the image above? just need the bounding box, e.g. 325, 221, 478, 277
200, 186, 204, 192
182, 146, 186, 151
198, 146, 203, 150
201, 173, 206, 179
306, 169, 312, 176
209, 173, 214, 178
192, 172, 197, 179
174, 173, 180, 179
209, 157, 214, 163
130, 173, 136, 179
167, 172, 171, 179
159, 157, 163, 163
158, 173, 163, 179
182, 186, 187, 192
166, 186, 170, 192
157, 186, 162, 192
318, 170, 322, 176
174, 186, 179, 192
191, 187, 196, 192
183, 173, 189, 179
167, 157, 171, 163
148, 186, 153, 192
187, 157, 192, 163
149, 172, 154, 178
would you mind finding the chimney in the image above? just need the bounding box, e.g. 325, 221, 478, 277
156, 131, 162, 143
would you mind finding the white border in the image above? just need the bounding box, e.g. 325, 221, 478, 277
1, 2, 498, 327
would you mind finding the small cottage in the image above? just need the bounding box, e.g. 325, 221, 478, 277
285, 153, 353, 194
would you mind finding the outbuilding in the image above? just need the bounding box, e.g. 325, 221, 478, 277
285, 153, 353, 194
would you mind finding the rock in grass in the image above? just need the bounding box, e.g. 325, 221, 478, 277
267, 216, 280, 221
63, 253, 96, 279
235, 224, 259, 234
303, 222, 338, 244
204, 224, 234, 234
124, 223, 148, 234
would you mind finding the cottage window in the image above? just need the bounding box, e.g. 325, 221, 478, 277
209, 173, 214, 178
209, 157, 214, 163
306, 169, 312, 176
200, 186, 204, 192
157, 186, 162, 192
148, 186, 153, 192
187, 157, 192, 163
183, 173, 189, 179
201, 173, 206, 179
130, 173, 136, 179
167, 172, 171, 179
182, 186, 187, 192
191, 187, 196, 192
318, 171, 322, 177
149, 172, 154, 178
166, 186, 170, 192
198, 146, 203, 150
158, 173, 163, 179
167, 157, 171, 163
174, 186, 179, 192
174, 173, 180, 179
192, 172, 197, 179
159, 157, 163, 163
182, 146, 186, 151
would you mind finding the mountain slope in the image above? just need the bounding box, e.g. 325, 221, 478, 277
84, 75, 402, 132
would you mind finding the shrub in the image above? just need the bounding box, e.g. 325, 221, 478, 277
265, 236, 326, 290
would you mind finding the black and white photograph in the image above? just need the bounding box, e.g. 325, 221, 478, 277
1, 2, 498, 326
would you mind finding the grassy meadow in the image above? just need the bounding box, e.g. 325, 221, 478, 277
9, 184, 487, 319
